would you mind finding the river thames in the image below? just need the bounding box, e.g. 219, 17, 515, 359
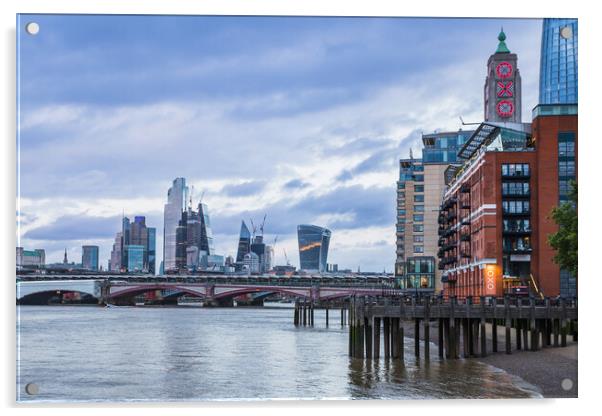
17, 305, 541, 402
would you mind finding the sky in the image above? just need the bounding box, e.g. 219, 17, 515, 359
16, 15, 543, 272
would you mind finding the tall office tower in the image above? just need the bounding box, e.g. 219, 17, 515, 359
539, 18, 578, 105
264, 245, 274, 272
484, 29, 522, 123
235, 220, 252, 265
81, 245, 99, 271
109, 216, 155, 273
163, 178, 189, 272
109, 232, 122, 272
175, 201, 215, 271
297, 224, 331, 273
147, 227, 156, 274
250, 235, 266, 273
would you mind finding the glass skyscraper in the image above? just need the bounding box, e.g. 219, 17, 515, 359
81, 245, 99, 271
235, 220, 252, 263
539, 18, 578, 104
297, 224, 331, 273
163, 178, 189, 272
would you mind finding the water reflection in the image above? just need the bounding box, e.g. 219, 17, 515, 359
17, 306, 540, 402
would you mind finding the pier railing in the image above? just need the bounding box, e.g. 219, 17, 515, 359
346, 295, 577, 361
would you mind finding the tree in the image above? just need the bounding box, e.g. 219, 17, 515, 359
548, 181, 578, 277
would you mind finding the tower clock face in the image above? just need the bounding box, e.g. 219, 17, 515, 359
496, 100, 514, 117
496, 81, 514, 97
496, 62, 513, 79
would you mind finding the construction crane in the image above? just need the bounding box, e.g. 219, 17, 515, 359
283, 248, 290, 266
249, 218, 257, 239
259, 214, 267, 236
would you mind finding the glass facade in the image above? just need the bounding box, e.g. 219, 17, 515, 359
558, 132, 576, 203
236, 220, 252, 263
127, 245, 145, 272
422, 130, 473, 163
81, 245, 99, 271
539, 18, 578, 104
163, 178, 189, 272
297, 224, 331, 273
402, 257, 435, 289
147, 228, 156, 274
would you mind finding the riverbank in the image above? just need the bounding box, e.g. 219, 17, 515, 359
400, 320, 577, 398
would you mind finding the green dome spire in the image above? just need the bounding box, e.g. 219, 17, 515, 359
496, 27, 510, 53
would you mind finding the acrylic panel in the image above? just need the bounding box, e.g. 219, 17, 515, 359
16, 14, 578, 402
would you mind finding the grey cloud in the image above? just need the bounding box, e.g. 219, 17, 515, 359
221, 181, 267, 197
283, 179, 310, 189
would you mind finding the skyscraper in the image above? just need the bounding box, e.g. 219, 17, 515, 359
163, 178, 189, 272
297, 224, 331, 273
484, 29, 522, 123
235, 220, 252, 266
109, 216, 156, 273
175, 202, 215, 271
81, 245, 99, 271
539, 18, 578, 105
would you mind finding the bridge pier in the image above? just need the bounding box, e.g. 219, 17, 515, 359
373, 317, 381, 359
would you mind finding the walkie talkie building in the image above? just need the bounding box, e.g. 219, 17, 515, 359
297, 224, 331, 273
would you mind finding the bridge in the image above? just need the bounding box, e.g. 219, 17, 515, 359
15, 274, 421, 305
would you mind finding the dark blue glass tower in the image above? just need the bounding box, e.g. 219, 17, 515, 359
539, 18, 578, 104
297, 224, 331, 273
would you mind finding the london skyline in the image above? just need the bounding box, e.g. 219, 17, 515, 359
17, 15, 542, 271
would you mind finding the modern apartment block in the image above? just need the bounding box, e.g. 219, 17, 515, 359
81, 245, 99, 271
437, 103, 577, 299
16, 247, 45, 270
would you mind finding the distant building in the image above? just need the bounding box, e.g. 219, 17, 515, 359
16, 247, 45, 269
127, 245, 145, 272
539, 19, 578, 105
163, 178, 189, 272
109, 216, 156, 273
175, 201, 216, 271
297, 224, 331, 273
235, 221, 252, 269
81, 245, 99, 271
243, 251, 260, 274
327, 263, 338, 273
273, 265, 296, 276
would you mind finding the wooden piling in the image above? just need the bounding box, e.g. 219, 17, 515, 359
310, 303, 315, 327
374, 317, 381, 359
516, 318, 522, 350
492, 298, 498, 353
450, 297, 457, 359
399, 320, 405, 361
438, 318, 444, 358
504, 296, 512, 355
384, 317, 391, 359
443, 318, 451, 359
424, 296, 430, 360
365, 317, 372, 359
480, 297, 487, 357
325, 307, 329, 327
414, 318, 420, 359
462, 318, 470, 358
341, 308, 344, 327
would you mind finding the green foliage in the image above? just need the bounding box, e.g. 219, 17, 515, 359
547, 181, 578, 276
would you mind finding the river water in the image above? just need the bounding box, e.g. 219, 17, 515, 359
16, 305, 541, 402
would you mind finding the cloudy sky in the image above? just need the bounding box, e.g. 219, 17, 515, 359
17, 15, 542, 271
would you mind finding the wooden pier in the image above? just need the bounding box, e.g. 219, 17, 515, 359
346, 295, 577, 360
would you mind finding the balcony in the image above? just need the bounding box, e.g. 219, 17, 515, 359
446, 211, 457, 221
502, 247, 533, 254
502, 228, 531, 235
502, 210, 531, 217
460, 183, 471, 193
460, 216, 470, 225
460, 233, 471, 242
502, 192, 530, 199
501, 173, 530, 180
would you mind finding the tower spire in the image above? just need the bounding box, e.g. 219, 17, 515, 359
63, 248, 68, 264
496, 28, 510, 53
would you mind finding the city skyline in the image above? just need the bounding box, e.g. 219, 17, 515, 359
17, 15, 542, 271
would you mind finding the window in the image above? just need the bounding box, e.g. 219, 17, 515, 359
502, 163, 530, 177
413, 224, 424, 232
414, 175, 424, 182
396, 225, 405, 233
414, 205, 425, 212
414, 185, 424, 192
502, 200, 530, 214
413, 214, 424, 222
413, 235, 424, 243
502, 182, 530, 195
414, 195, 424, 202
398, 209, 406, 216
413, 245, 424, 253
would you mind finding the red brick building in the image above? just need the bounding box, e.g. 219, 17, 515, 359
438, 104, 577, 299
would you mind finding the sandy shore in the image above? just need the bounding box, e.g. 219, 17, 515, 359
399, 319, 577, 398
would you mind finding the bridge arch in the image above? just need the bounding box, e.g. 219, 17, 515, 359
107, 284, 207, 300
213, 286, 311, 301
18, 290, 100, 305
